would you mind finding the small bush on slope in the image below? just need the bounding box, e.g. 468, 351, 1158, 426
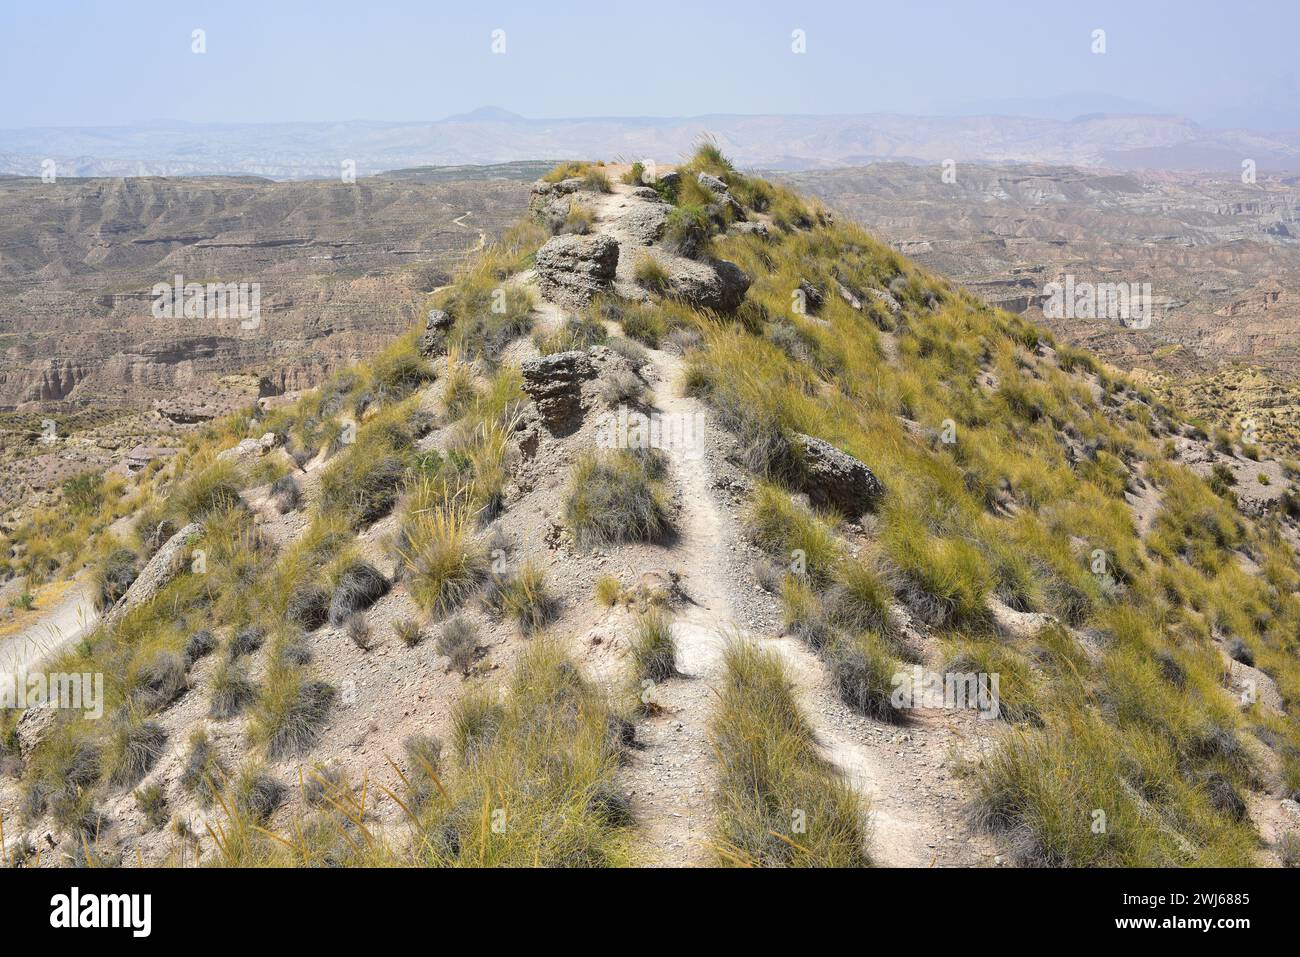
209, 656, 256, 720
824, 556, 900, 645
880, 511, 994, 631
565, 449, 671, 548
104, 716, 167, 789
326, 558, 389, 625
93, 547, 138, 610
172, 459, 244, 523
628, 607, 676, 682
318, 402, 423, 528
21, 734, 101, 826
134, 783, 169, 830
249, 661, 335, 760
596, 297, 667, 347
180, 729, 228, 807
481, 560, 559, 635
827, 632, 904, 723
398, 497, 488, 617
437, 616, 479, 672
779, 573, 836, 651
711, 641, 870, 867
662, 205, 714, 259
972, 709, 1255, 867
443, 272, 535, 365
746, 483, 841, 583
367, 332, 435, 402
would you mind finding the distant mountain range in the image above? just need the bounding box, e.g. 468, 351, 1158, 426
2, 110, 1298, 180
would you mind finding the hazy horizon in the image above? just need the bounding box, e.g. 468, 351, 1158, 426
3, 0, 1298, 131
0, 97, 1258, 133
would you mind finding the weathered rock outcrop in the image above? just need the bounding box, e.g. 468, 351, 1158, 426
795, 434, 884, 516
1225, 655, 1285, 715
615, 202, 669, 246
731, 221, 770, 239
521, 350, 596, 427
528, 177, 584, 223
103, 522, 204, 632
216, 431, 281, 466
535, 234, 620, 308
665, 257, 751, 312
797, 279, 826, 313
697, 172, 746, 221
418, 308, 455, 357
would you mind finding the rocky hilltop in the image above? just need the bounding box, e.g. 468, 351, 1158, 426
2, 150, 1299, 869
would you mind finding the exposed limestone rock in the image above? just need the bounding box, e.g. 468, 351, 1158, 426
731, 221, 770, 239
697, 172, 728, 194
535, 234, 619, 308
616, 202, 669, 245
521, 350, 596, 427
869, 287, 903, 316
216, 431, 281, 466
696, 173, 746, 221
418, 307, 454, 357
795, 433, 884, 515
664, 256, 751, 312
988, 596, 1059, 641
1225, 655, 1285, 715
836, 280, 863, 310
103, 522, 204, 632
798, 279, 826, 313
528, 177, 584, 222
119, 445, 179, 474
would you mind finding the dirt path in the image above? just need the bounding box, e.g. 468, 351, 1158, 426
630, 346, 993, 867
451, 210, 487, 253
614, 347, 736, 866
541, 179, 997, 867
763, 633, 997, 866
0, 578, 98, 678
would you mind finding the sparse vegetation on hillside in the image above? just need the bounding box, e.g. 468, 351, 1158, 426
405, 641, 634, 866
670, 143, 1300, 866
711, 642, 871, 867
565, 449, 671, 548
7, 143, 1300, 873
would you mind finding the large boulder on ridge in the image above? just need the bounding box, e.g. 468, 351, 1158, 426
795, 434, 884, 516
535, 234, 619, 308
104, 522, 205, 632
665, 257, 750, 312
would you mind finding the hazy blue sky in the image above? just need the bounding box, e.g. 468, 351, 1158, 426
2, 0, 1296, 129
